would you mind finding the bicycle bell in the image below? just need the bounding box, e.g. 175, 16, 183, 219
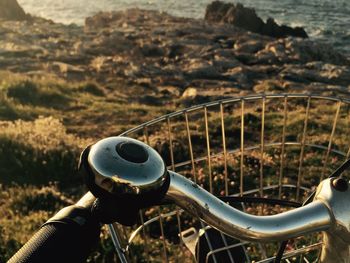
80, 137, 170, 203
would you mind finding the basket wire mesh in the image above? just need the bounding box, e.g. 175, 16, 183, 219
109, 94, 350, 262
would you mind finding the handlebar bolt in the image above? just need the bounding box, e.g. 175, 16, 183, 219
331, 177, 348, 192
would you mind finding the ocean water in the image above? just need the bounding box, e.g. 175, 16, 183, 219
17, 0, 350, 54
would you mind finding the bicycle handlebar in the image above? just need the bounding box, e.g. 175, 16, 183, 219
85, 136, 350, 261
85, 137, 348, 242
165, 171, 331, 242
10, 136, 350, 262
8, 193, 100, 263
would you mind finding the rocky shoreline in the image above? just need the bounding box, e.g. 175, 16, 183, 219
0, 3, 350, 105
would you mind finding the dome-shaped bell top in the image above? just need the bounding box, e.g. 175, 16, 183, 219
87, 137, 167, 196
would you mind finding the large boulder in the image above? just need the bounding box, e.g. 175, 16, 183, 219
205, 1, 264, 33
205, 1, 308, 39
262, 18, 308, 38
0, 0, 27, 20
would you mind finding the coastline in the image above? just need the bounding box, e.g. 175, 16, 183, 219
1, 8, 349, 101
16, 0, 350, 56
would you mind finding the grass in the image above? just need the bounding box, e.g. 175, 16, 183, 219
0, 117, 86, 187
1, 70, 350, 262
0, 70, 174, 262
0, 71, 172, 137
0, 184, 72, 261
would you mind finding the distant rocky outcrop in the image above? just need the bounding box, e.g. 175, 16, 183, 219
0, 7, 349, 105
205, 1, 308, 39
0, 0, 27, 21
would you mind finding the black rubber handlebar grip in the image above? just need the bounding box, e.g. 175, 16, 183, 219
7, 205, 101, 263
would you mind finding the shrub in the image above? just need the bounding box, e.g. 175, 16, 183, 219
0, 93, 19, 120
80, 82, 105, 97
6, 80, 72, 109
0, 183, 115, 262
0, 184, 73, 262
0, 117, 88, 188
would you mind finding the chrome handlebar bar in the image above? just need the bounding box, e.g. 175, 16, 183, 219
165, 171, 331, 242
84, 136, 350, 263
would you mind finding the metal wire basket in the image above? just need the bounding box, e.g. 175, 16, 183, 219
108, 94, 350, 262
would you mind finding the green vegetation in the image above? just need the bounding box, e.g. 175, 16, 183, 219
0, 184, 72, 260
0, 117, 84, 186
1, 70, 350, 262
0, 71, 170, 137
0, 71, 172, 262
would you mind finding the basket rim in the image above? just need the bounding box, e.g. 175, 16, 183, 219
120, 93, 350, 136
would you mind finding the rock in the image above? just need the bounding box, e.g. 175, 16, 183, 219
140, 43, 164, 57
0, 7, 350, 102
205, 1, 264, 33
284, 38, 349, 65
85, 9, 175, 31
212, 48, 235, 59
255, 41, 290, 64
157, 86, 181, 97
83, 32, 136, 56
184, 59, 222, 79
253, 80, 285, 93
224, 66, 252, 87
138, 95, 163, 106
234, 39, 265, 54
182, 87, 197, 98
235, 52, 258, 65
85, 11, 120, 30
252, 37, 350, 66
205, 1, 308, 39
0, 0, 27, 21
48, 62, 85, 81
280, 62, 350, 86
213, 55, 241, 70
89, 56, 117, 74
262, 18, 308, 38
166, 43, 186, 58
